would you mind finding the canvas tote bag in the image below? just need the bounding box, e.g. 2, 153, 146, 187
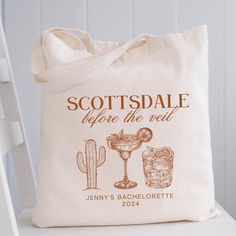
31, 25, 220, 227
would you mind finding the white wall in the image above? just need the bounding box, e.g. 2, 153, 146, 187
2, 0, 236, 218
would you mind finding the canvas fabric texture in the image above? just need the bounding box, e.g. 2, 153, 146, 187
31, 25, 220, 227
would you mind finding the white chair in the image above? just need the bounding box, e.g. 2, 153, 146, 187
0, 20, 236, 236
0, 19, 36, 236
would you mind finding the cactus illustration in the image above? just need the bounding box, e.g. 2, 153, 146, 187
76, 139, 106, 190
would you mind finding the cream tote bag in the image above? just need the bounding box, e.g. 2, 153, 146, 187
31, 25, 220, 227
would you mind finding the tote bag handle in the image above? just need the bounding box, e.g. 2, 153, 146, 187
34, 28, 155, 92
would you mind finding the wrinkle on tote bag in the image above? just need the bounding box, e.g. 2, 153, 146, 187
31, 25, 220, 227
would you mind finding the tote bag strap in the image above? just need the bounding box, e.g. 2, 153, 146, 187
34, 28, 154, 92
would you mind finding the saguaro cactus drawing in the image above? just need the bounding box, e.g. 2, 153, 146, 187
76, 139, 106, 190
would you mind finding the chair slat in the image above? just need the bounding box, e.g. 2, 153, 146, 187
0, 57, 10, 82
0, 120, 24, 156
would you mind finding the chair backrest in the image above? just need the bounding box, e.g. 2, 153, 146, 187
0, 19, 36, 236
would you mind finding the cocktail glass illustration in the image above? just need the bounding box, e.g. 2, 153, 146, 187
142, 146, 174, 189
106, 128, 152, 189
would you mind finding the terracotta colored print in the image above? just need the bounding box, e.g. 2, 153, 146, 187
106, 128, 152, 190
142, 147, 174, 188
76, 139, 106, 190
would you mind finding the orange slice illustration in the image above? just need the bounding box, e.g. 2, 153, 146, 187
137, 127, 153, 142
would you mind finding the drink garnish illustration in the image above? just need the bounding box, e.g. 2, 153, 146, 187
106, 127, 153, 189
142, 146, 174, 188
76, 139, 106, 190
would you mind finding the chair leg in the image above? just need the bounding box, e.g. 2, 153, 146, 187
0, 156, 19, 236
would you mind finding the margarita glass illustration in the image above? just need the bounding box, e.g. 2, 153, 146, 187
106, 127, 153, 189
